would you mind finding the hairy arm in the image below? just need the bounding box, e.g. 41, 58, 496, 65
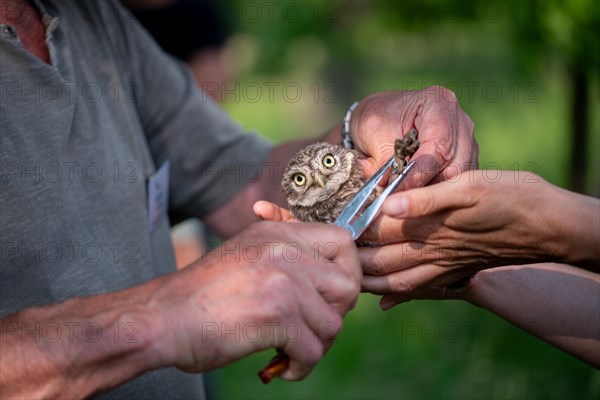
0, 278, 169, 399
0, 222, 360, 398
463, 263, 600, 368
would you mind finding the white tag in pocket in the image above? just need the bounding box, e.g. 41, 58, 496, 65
147, 161, 170, 233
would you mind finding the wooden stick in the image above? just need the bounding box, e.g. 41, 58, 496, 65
258, 354, 290, 384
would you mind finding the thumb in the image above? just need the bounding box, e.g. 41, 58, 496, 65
253, 201, 292, 222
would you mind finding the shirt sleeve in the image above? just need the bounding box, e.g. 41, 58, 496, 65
105, 1, 272, 221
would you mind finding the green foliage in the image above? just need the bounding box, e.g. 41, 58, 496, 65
509, 0, 600, 74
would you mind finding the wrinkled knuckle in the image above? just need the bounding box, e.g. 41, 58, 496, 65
436, 134, 453, 152
364, 223, 387, 245
346, 274, 361, 299
357, 229, 375, 245
391, 277, 415, 295
359, 231, 379, 246
260, 299, 289, 323
375, 142, 395, 160
264, 269, 293, 290
334, 271, 360, 304
366, 252, 389, 276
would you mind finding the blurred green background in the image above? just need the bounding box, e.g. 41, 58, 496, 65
205, 1, 600, 399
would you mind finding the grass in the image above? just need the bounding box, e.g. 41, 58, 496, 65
213, 296, 599, 399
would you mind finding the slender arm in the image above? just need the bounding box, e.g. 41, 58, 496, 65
549, 185, 600, 271
463, 263, 600, 368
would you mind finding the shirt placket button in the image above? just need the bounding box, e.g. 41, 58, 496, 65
3, 25, 18, 38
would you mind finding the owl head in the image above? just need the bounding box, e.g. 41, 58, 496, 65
282, 142, 358, 208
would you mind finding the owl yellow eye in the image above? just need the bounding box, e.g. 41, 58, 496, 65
322, 154, 336, 168
293, 173, 306, 186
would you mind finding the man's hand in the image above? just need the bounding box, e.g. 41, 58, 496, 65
360, 171, 600, 309
154, 221, 360, 380
0, 222, 358, 398
351, 86, 478, 186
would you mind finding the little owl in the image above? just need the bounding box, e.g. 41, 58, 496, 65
282, 131, 419, 224
281, 142, 364, 223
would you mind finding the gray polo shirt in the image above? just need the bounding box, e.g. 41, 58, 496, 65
0, 0, 271, 398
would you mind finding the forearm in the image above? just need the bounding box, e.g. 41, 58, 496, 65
0, 278, 170, 399
549, 185, 600, 270
480, 174, 599, 271
463, 263, 600, 368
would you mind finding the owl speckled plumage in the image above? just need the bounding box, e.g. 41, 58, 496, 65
282, 143, 365, 223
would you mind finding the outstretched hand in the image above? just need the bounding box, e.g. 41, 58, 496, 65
359, 171, 568, 309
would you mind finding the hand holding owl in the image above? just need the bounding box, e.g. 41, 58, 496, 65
258, 85, 477, 225
349, 86, 478, 187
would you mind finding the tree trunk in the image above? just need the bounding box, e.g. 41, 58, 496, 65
569, 64, 588, 193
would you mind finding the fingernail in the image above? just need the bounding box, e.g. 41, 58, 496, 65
380, 298, 396, 311
384, 196, 409, 218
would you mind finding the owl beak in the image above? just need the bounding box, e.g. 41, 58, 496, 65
314, 173, 326, 188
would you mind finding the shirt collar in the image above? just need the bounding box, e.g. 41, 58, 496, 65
31, 0, 60, 36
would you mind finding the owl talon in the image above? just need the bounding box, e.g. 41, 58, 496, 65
390, 129, 419, 183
